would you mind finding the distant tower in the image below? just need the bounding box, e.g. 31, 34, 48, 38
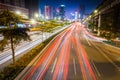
78, 5, 85, 19
55, 8, 60, 19
44, 5, 51, 20
59, 5, 65, 20
75, 11, 78, 20
53, 7, 57, 19
50, 7, 54, 19
44, 5, 54, 20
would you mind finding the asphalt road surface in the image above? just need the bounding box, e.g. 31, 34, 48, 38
16, 22, 120, 80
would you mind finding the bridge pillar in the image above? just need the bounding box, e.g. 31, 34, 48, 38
97, 13, 101, 36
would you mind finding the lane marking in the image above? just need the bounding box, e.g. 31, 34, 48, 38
73, 58, 76, 76
51, 58, 57, 73
90, 41, 120, 71
72, 43, 73, 48
84, 35, 91, 46
91, 60, 101, 77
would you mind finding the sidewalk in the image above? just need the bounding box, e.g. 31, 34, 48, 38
86, 28, 120, 49
103, 40, 120, 48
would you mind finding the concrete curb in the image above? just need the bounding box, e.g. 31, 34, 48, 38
102, 41, 120, 50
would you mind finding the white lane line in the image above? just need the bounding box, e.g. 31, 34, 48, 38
84, 35, 91, 46
86, 39, 91, 46
72, 43, 73, 48
51, 58, 57, 73
91, 60, 101, 77
73, 58, 76, 76
91, 41, 120, 71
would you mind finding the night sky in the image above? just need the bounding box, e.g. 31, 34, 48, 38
39, 0, 102, 18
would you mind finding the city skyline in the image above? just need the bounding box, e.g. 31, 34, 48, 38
0, 0, 120, 80
39, 0, 102, 18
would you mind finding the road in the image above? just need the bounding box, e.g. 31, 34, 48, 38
0, 26, 68, 69
16, 22, 120, 80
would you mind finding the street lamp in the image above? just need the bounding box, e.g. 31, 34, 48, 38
34, 13, 39, 20
94, 10, 98, 14
31, 19, 36, 24
35, 13, 39, 18
46, 16, 49, 20
89, 15, 91, 18
86, 18, 88, 20
16, 11, 21, 15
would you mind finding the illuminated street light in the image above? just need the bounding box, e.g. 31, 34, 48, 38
34, 13, 39, 18
89, 15, 91, 18
31, 19, 36, 24
94, 10, 98, 14
45, 16, 49, 20
16, 11, 21, 15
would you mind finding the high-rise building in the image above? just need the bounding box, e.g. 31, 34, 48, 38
50, 7, 54, 19
59, 5, 65, 20
0, 0, 25, 8
13, 0, 19, 6
44, 5, 54, 20
78, 5, 85, 19
52, 7, 57, 19
25, 0, 39, 18
0, 0, 9, 5
44, 5, 50, 19
19, 0, 25, 7
4, 0, 11, 4
0, 0, 28, 19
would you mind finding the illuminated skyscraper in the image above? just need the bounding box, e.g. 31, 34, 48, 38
0, 0, 25, 7
44, 5, 54, 20
59, 5, 65, 20
44, 5, 51, 19
78, 5, 85, 19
